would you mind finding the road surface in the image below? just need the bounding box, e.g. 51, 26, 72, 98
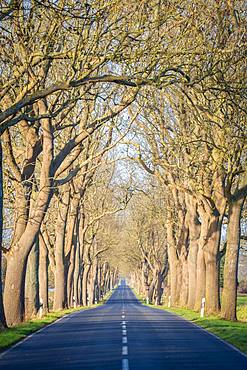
0, 280, 246, 370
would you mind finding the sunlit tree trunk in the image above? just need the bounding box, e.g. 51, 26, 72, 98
53, 187, 70, 310
4, 105, 53, 325
25, 240, 39, 319
221, 193, 246, 320
0, 140, 7, 328
39, 233, 49, 314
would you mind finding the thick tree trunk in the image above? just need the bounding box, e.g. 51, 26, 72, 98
39, 233, 49, 314
221, 196, 245, 320
4, 252, 28, 325
204, 215, 222, 314
25, 240, 40, 320
0, 140, 7, 328
3, 103, 53, 325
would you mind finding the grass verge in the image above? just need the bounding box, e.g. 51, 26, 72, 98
132, 290, 247, 355
0, 290, 114, 352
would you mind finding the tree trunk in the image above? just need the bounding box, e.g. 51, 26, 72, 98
4, 251, 28, 325
53, 188, 70, 311
3, 103, 53, 325
39, 233, 49, 314
194, 246, 206, 311
0, 140, 7, 328
186, 196, 200, 309
82, 264, 91, 306
204, 215, 222, 314
180, 252, 188, 307
221, 196, 245, 320
67, 243, 76, 307
154, 271, 163, 306
25, 240, 40, 320
187, 240, 199, 308
168, 246, 180, 306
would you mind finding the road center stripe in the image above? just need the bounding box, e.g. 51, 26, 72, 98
122, 336, 127, 344
122, 346, 128, 355
122, 358, 129, 370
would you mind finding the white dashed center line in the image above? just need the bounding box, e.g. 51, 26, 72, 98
121, 280, 129, 370
122, 358, 129, 370
122, 346, 128, 356
122, 336, 127, 344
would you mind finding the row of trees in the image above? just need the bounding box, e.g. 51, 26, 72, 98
125, 78, 246, 319
0, 0, 246, 327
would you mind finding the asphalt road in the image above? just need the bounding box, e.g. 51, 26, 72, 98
0, 280, 247, 370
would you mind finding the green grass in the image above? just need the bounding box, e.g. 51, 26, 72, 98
133, 290, 247, 355
0, 290, 114, 352
237, 295, 247, 306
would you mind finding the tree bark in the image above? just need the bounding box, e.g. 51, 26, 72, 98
186, 196, 200, 308
0, 139, 7, 328
3, 101, 53, 325
53, 187, 70, 310
67, 243, 76, 307
204, 214, 222, 314
82, 263, 91, 306
194, 245, 206, 311
221, 196, 245, 320
39, 233, 49, 314
25, 240, 40, 320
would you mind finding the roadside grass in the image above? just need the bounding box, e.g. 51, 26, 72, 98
0, 289, 114, 352
133, 290, 247, 355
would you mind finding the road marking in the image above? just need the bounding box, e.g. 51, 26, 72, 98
122, 320, 126, 324
122, 336, 127, 344
122, 346, 128, 355
122, 315, 125, 319
122, 329, 127, 335
122, 324, 126, 329
122, 358, 129, 370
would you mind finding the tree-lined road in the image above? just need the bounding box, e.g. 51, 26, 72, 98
0, 281, 246, 370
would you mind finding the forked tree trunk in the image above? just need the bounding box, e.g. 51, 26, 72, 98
3, 102, 53, 325
221, 196, 245, 320
25, 240, 40, 320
